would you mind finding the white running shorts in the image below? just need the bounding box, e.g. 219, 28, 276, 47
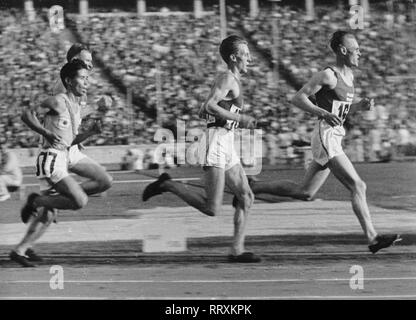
311, 120, 345, 166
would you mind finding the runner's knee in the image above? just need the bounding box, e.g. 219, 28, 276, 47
39, 208, 56, 226
100, 173, 113, 191
237, 191, 253, 210
352, 179, 366, 195
72, 193, 88, 209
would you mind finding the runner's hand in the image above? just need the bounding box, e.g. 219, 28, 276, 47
323, 112, 342, 127
91, 119, 103, 134
239, 114, 257, 129
44, 131, 62, 147
97, 95, 112, 113
358, 98, 374, 111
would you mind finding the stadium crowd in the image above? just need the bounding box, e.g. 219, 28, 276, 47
1, 3, 415, 164
71, 12, 315, 156
240, 3, 416, 160
0, 9, 129, 147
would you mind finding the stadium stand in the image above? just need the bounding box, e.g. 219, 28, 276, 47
1, 2, 415, 163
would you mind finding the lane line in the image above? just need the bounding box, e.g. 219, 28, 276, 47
391, 195, 416, 199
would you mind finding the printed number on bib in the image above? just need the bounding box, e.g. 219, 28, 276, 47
36, 152, 58, 177
225, 105, 241, 130
331, 100, 351, 122
207, 114, 216, 124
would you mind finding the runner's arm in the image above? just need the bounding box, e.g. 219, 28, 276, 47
201, 74, 241, 123
291, 70, 342, 127
80, 95, 112, 118
21, 97, 63, 144
350, 97, 374, 114
71, 119, 102, 146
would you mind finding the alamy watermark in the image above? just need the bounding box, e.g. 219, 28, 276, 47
49, 6, 65, 34
152, 120, 263, 175
49, 265, 64, 290
349, 5, 365, 30
349, 265, 364, 290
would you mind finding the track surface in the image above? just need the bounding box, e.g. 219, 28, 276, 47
1, 162, 415, 299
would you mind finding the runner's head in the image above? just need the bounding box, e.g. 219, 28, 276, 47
66, 43, 93, 71
60, 59, 89, 97
330, 30, 361, 67
219, 35, 251, 74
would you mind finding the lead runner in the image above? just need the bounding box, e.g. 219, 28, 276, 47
243, 30, 401, 253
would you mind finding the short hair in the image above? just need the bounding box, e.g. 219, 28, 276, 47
66, 43, 89, 62
60, 59, 88, 89
329, 30, 355, 53
219, 35, 247, 64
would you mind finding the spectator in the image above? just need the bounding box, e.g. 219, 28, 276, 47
0, 139, 23, 201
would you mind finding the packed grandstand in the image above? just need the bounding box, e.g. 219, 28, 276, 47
1, 1, 415, 164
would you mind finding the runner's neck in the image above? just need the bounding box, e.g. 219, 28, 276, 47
333, 65, 353, 87
65, 91, 78, 105
228, 69, 241, 82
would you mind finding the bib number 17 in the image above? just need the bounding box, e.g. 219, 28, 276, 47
36, 152, 58, 177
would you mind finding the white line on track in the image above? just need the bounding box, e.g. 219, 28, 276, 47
3, 277, 416, 284
21, 177, 201, 188
391, 195, 416, 199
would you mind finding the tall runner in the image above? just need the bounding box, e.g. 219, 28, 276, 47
143, 35, 260, 262
241, 30, 400, 254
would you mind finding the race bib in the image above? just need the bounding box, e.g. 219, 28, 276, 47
207, 114, 216, 124
331, 100, 351, 123
206, 104, 241, 130
224, 104, 241, 130
36, 151, 58, 178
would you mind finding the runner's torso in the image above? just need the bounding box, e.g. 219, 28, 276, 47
315, 66, 355, 124
206, 73, 243, 130
42, 93, 82, 150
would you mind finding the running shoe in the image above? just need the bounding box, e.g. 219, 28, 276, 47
9, 250, 36, 268
368, 234, 402, 254
25, 248, 43, 262
142, 173, 171, 201
228, 252, 261, 263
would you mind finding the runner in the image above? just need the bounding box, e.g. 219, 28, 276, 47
240, 31, 401, 254
10, 59, 112, 267
143, 35, 260, 262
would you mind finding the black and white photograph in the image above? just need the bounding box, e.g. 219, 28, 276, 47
0, 0, 415, 306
